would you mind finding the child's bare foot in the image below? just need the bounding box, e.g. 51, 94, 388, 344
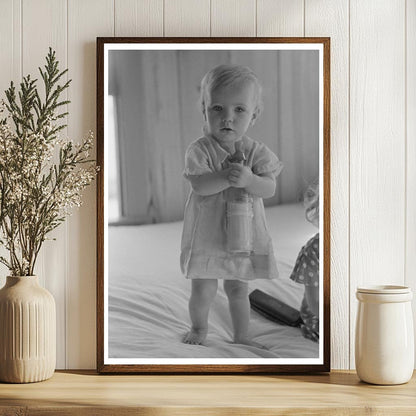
233, 337, 268, 350
183, 328, 208, 345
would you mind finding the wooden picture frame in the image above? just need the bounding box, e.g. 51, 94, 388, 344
97, 37, 330, 374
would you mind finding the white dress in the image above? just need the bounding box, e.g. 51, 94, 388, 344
180, 134, 283, 281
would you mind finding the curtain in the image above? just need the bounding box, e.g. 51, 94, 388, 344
109, 49, 319, 224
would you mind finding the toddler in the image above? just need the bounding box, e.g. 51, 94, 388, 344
180, 64, 283, 346
290, 183, 320, 342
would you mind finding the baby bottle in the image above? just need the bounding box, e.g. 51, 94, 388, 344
226, 141, 254, 255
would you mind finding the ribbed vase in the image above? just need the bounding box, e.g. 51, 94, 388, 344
0, 276, 56, 383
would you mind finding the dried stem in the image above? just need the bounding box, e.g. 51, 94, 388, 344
0, 48, 97, 276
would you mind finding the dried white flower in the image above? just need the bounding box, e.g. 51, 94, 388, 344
0, 49, 98, 276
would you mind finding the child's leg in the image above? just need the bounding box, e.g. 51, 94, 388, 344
304, 285, 319, 317
183, 279, 218, 345
223, 280, 265, 348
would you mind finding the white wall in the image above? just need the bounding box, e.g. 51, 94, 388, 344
0, 0, 414, 370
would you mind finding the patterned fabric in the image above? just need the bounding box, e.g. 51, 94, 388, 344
290, 233, 320, 342
180, 134, 283, 280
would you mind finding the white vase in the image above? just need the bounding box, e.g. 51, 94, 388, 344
355, 285, 414, 385
0, 276, 56, 383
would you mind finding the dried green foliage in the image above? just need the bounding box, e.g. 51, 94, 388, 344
0, 48, 97, 276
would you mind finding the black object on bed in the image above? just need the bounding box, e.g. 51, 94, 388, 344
249, 289, 303, 327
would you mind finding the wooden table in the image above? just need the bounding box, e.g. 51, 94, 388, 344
0, 370, 415, 415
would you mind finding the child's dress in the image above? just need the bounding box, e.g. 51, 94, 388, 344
290, 233, 320, 342
180, 134, 283, 281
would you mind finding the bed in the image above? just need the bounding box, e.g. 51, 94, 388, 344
108, 203, 319, 360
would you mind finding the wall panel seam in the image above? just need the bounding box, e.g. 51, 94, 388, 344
303, 0, 305, 37
404, 0, 407, 285
210, 0, 212, 37
20, 0, 23, 79
348, 0, 351, 370
65, 0, 69, 369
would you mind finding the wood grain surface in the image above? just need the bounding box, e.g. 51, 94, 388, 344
0, 371, 415, 415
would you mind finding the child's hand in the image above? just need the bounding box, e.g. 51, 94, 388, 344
227, 163, 254, 188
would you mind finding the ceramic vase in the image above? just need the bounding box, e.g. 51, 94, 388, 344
0, 276, 56, 383
355, 285, 414, 385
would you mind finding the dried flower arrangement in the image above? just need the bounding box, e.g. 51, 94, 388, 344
0, 48, 97, 276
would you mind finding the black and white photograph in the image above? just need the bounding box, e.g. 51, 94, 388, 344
97, 38, 330, 373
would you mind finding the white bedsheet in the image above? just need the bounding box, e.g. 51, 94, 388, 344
108, 203, 319, 359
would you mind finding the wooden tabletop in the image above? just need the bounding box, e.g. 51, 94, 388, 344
0, 370, 415, 415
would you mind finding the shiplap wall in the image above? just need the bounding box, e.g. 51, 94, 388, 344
0, 0, 414, 370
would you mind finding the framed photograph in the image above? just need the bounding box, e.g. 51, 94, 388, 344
97, 37, 330, 373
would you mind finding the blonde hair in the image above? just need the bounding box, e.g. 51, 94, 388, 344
304, 182, 319, 227
199, 64, 263, 117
